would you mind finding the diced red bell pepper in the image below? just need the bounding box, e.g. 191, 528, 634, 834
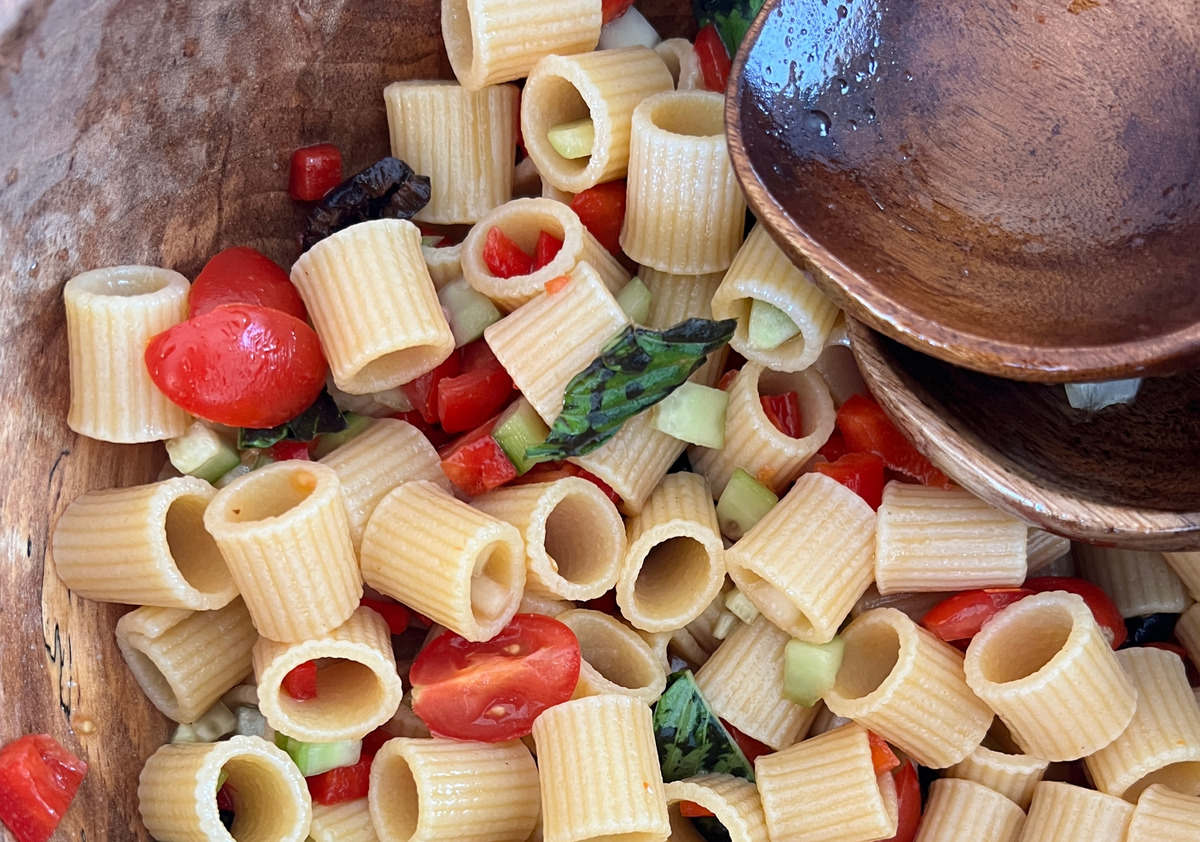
601, 0, 635, 24
306, 756, 372, 806
721, 719, 773, 765
868, 732, 901, 776
288, 143, 343, 202
282, 660, 319, 701
818, 431, 849, 462
437, 350, 515, 434
920, 588, 1036, 643
269, 440, 312, 462
812, 451, 886, 510
678, 801, 716, 818
483, 226, 535, 278
402, 351, 463, 426
360, 597, 411, 635
439, 415, 519, 497
882, 760, 922, 842
1024, 576, 1127, 649
0, 734, 88, 842
695, 23, 733, 93
533, 231, 564, 271
760, 392, 804, 438
836, 394, 954, 489
569, 181, 627, 256
511, 460, 621, 507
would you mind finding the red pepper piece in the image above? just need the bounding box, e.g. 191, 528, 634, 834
812, 451, 886, 509
818, 430, 849, 462
0, 734, 88, 842
569, 181, 627, 256
282, 660, 319, 701
360, 597, 411, 634
601, 0, 635, 24
288, 143, 343, 202
721, 719, 773, 765
533, 231, 564, 271
438, 369, 514, 434
402, 351, 463, 426
544, 275, 571, 295
920, 588, 1036, 643
868, 732, 901, 776
695, 23, 733, 93
678, 801, 716, 818
1024, 576, 1128, 648
760, 392, 804, 438
439, 415, 518, 497
836, 394, 954, 489
306, 756, 372, 806
882, 760, 922, 842
269, 440, 312, 462
482, 226, 535, 278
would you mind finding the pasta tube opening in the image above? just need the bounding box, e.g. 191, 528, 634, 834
645, 94, 723, 137
219, 465, 321, 524
163, 492, 230, 595
370, 748, 420, 839
222, 751, 309, 841
834, 621, 903, 700
973, 604, 1073, 685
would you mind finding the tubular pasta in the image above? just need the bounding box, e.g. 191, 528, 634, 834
555, 608, 667, 704
1020, 781, 1133, 842
1165, 550, 1200, 601
943, 740, 1048, 811
310, 799, 379, 842
567, 411, 687, 514
1075, 545, 1192, 617
641, 266, 727, 387
1125, 784, 1200, 841
914, 778, 1024, 842
1176, 603, 1200, 668
421, 241, 464, 290
654, 38, 704, 91
663, 775, 768, 842
1026, 527, 1071, 573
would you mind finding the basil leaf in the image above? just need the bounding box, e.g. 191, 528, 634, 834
693, 0, 768, 55
524, 318, 736, 462
652, 670, 755, 783
238, 389, 348, 449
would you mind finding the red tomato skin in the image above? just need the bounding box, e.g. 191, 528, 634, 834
695, 23, 733, 93
1024, 576, 1127, 648
401, 351, 463, 425
483, 226, 535, 278
439, 416, 518, 497
189, 247, 308, 321
601, 0, 635, 24
721, 719, 773, 765
306, 757, 371, 806
812, 451, 886, 510
882, 760, 922, 842
760, 392, 804, 438
437, 367, 515, 434
409, 614, 582, 742
269, 440, 312, 462
360, 598, 411, 635
288, 142, 343, 202
920, 588, 1036, 643
145, 305, 328, 429
0, 734, 88, 842
282, 660, 319, 701
569, 181, 627, 255
836, 394, 954, 489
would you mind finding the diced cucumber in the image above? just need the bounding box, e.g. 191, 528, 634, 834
421, 235, 444, 247
492, 398, 550, 475
650, 381, 728, 448
747, 299, 800, 350
311, 412, 372, 459
782, 636, 845, 707
275, 734, 362, 777
438, 277, 502, 347
716, 468, 778, 540
615, 277, 652, 325
724, 588, 761, 625
166, 422, 241, 483
711, 609, 740, 641
547, 118, 596, 159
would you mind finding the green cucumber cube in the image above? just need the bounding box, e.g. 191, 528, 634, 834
165, 422, 240, 484
782, 636, 845, 707
650, 381, 728, 448
547, 118, 596, 159
716, 468, 778, 539
438, 277, 502, 347
724, 588, 761, 625
275, 734, 362, 777
615, 277, 652, 325
747, 299, 800, 350
492, 398, 550, 475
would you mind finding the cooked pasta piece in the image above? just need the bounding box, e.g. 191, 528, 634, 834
756, 723, 899, 842
518, 591, 575, 617
52, 476, 236, 609
1026, 527, 1072, 573
689, 363, 836, 497
318, 417, 451, 552
1019, 781, 1134, 842
138, 735, 311, 842
532, 695, 669, 842
64, 265, 190, 442
663, 775, 768, 842
641, 266, 726, 386
621, 90, 746, 274
556, 608, 667, 704
874, 481, 1028, 594
421, 240, 464, 290
369, 738, 540, 842
522, 47, 673, 193
567, 411, 687, 514
962, 591, 1137, 761
825, 608, 993, 769
726, 473, 876, 644
1125, 784, 1200, 841
1084, 647, 1200, 801
290, 218, 455, 395
1164, 550, 1200, 601
913, 778, 1024, 842
253, 607, 404, 744
462, 198, 628, 310
943, 732, 1048, 810
384, 81, 518, 224
359, 480, 525, 642
204, 461, 362, 643
617, 472, 725, 633
116, 599, 256, 725
694, 615, 818, 750
483, 262, 629, 423
441, 0, 601, 90
1176, 603, 1200, 667
654, 38, 704, 91
1075, 545, 1192, 617
711, 225, 840, 373
472, 476, 625, 601
309, 799, 379, 842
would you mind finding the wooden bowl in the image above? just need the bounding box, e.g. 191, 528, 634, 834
0, 2, 695, 837
849, 319, 1200, 550
728, 0, 1200, 382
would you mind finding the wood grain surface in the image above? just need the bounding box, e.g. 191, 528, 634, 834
0, 1, 694, 838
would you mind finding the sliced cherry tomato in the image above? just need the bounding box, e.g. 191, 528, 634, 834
439, 415, 518, 497
409, 614, 582, 741
1024, 576, 1127, 648
288, 142, 343, 202
695, 23, 733, 93
678, 801, 716, 818
920, 588, 1035, 643
721, 719, 773, 765
812, 451, 886, 510
533, 231, 564, 271
437, 345, 515, 434
360, 597, 411, 635
569, 181, 627, 256
306, 756, 371, 806
836, 394, 954, 489
760, 392, 803, 438
0, 734, 88, 842
868, 732, 901, 776
188, 246, 308, 321
601, 0, 635, 24
282, 660, 319, 701
882, 760, 922, 842
483, 226, 535, 278
145, 304, 328, 429
401, 351, 463, 425
269, 440, 312, 462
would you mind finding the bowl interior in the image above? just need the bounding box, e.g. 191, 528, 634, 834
730, 0, 1200, 381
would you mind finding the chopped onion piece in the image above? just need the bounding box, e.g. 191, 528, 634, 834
597, 7, 661, 50
1064, 378, 1142, 411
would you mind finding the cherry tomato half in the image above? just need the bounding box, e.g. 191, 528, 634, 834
920, 588, 1036, 643
145, 304, 328, 429
883, 759, 922, 842
188, 247, 308, 321
409, 614, 582, 742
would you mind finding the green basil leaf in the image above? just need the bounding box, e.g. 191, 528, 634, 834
693, 0, 768, 55
524, 318, 736, 462
238, 389, 348, 450
652, 670, 755, 784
